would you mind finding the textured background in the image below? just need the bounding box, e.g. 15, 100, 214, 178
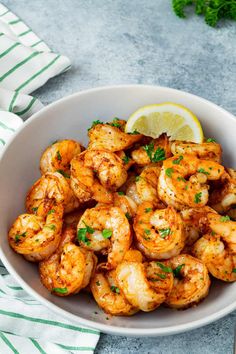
2, 0, 236, 353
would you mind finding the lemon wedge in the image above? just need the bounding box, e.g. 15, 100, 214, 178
125, 103, 204, 143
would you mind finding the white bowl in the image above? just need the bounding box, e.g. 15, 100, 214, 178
0, 85, 236, 337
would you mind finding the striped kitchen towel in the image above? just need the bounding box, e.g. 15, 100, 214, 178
0, 262, 100, 354
0, 2, 70, 121
0, 4, 100, 354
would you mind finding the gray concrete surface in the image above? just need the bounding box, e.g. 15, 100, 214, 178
2, 0, 236, 353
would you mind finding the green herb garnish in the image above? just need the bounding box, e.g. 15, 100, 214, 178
118, 191, 125, 195
197, 168, 210, 175
110, 117, 121, 128
77, 221, 94, 245
102, 229, 112, 239
154, 273, 166, 279
129, 129, 139, 135
110, 286, 120, 294
172, 0, 236, 27
96, 281, 101, 286
177, 176, 186, 182
165, 168, 174, 178
220, 215, 231, 222
206, 138, 216, 143
47, 209, 55, 215
88, 120, 103, 131
144, 229, 151, 235
56, 151, 62, 161
31, 207, 38, 212
173, 264, 185, 277
56, 169, 70, 178
145, 208, 152, 213
122, 155, 130, 164
125, 212, 131, 220
135, 176, 141, 182
15, 232, 27, 243
194, 192, 202, 204
159, 228, 171, 238
143, 143, 166, 162
52, 287, 68, 294
232, 268, 236, 273
156, 262, 172, 273
173, 155, 183, 165
46, 224, 56, 231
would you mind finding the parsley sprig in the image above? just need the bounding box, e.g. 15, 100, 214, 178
77, 221, 94, 245
143, 143, 166, 163
172, 0, 236, 27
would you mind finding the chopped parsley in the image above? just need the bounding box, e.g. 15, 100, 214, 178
159, 228, 171, 238
143, 143, 166, 163
88, 120, 103, 131
125, 212, 131, 220
52, 287, 68, 294
165, 168, 174, 178
144, 229, 151, 235
110, 286, 120, 294
110, 117, 121, 128
232, 269, 236, 273
56, 151, 62, 161
102, 229, 112, 239
173, 264, 185, 277
77, 221, 94, 245
145, 208, 152, 213
122, 155, 130, 164
31, 207, 38, 213
220, 215, 231, 222
117, 191, 125, 195
197, 168, 210, 175
129, 129, 139, 135
156, 262, 172, 273
177, 176, 186, 182
173, 155, 183, 165
206, 138, 216, 143
135, 176, 141, 182
194, 192, 202, 204
155, 273, 166, 280
56, 169, 70, 178
96, 281, 101, 286
47, 209, 55, 215
15, 232, 27, 243
46, 224, 56, 231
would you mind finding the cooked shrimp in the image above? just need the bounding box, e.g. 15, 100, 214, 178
113, 192, 137, 219
180, 206, 217, 248
171, 141, 222, 163
134, 202, 185, 260
116, 261, 166, 311
8, 204, 63, 262
90, 270, 138, 315
123, 249, 143, 263
131, 135, 171, 166
77, 206, 131, 268
70, 150, 127, 203
136, 165, 165, 208
209, 169, 236, 214
158, 154, 224, 210
39, 225, 97, 296
115, 150, 135, 170
88, 123, 142, 152
26, 172, 79, 215
145, 261, 174, 297
40, 139, 82, 175
165, 254, 210, 309
192, 219, 236, 282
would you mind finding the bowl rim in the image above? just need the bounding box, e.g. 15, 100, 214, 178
0, 84, 236, 336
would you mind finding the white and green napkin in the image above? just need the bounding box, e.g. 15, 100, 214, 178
0, 4, 100, 353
